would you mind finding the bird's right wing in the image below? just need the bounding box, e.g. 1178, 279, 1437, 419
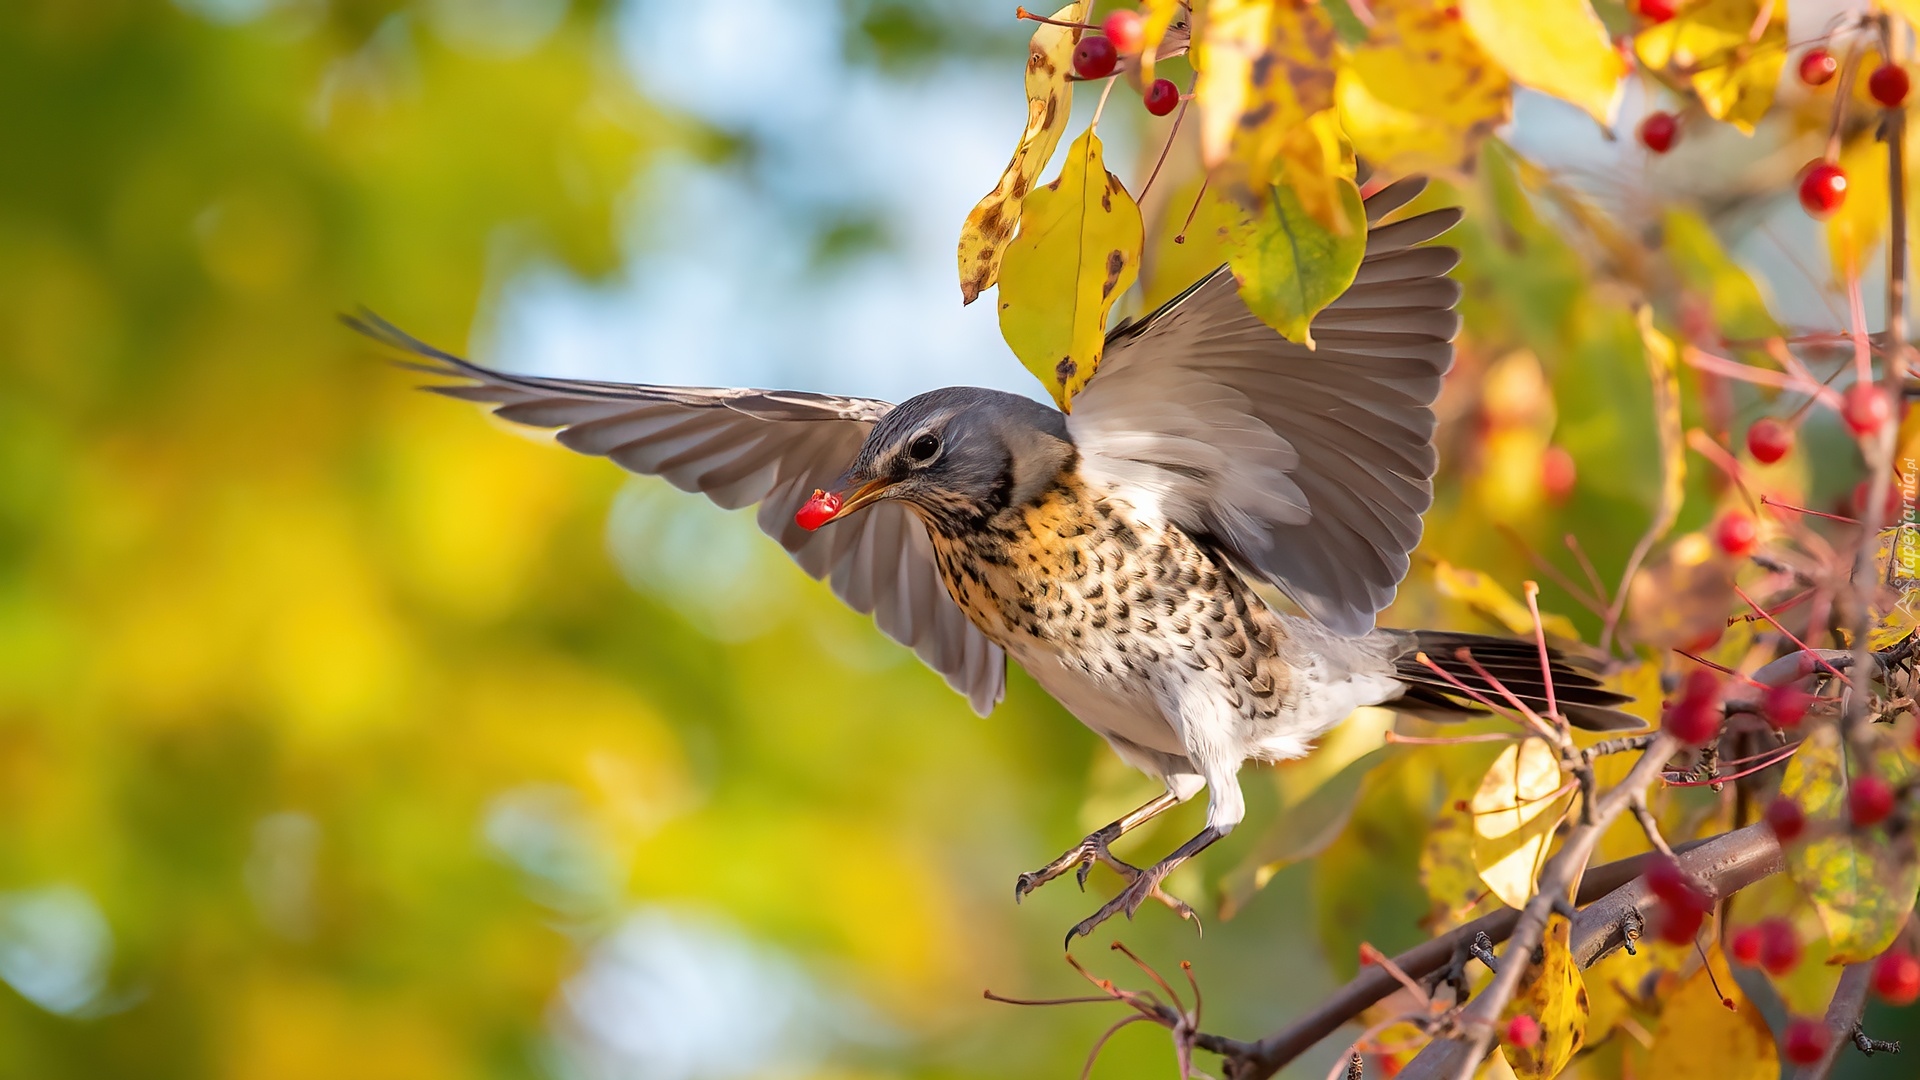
349, 313, 1007, 715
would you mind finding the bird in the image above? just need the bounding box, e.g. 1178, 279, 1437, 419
349, 175, 1638, 945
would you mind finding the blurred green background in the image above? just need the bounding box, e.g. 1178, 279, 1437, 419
0, 0, 1906, 1077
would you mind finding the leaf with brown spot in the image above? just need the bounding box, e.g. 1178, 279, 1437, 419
1335, 0, 1512, 179
1194, 0, 1349, 233
955, 1, 1085, 305
997, 130, 1143, 411
1497, 913, 1588, 1080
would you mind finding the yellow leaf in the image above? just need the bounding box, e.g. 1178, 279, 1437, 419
1223, 157, 1366, 345
1498, 913, 1588, 1079
997, 130, 1144, 410
1582, 933, 1691, 1046
1623, 530, 1734, 653
1459, 0, 1624, 125
1194, 0, 1350, 233
955, 1, 1084, 305
1432, 559, 1582, 640
1646, 953, 1778, 1079
1137, 0, 1184, 88
1336, 0, 1513, 179
1828, 136, 1890, 281
1471, 738, 1574, 909
1141, 177, 1246, 310
1421, 797, 1494, 929
1634, 0, 1787, 133
1778, 724, 1920, 962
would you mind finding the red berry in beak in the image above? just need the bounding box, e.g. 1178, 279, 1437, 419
795, 488, 844, 531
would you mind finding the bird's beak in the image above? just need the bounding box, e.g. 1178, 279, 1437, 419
795, 477, 893, 531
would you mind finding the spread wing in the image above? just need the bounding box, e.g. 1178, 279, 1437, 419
349, 313, 1006, 714
1067, 177, 1462, 636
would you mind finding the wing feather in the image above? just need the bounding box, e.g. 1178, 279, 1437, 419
348, 312, 1006, 713
1069, 180, 1462, 635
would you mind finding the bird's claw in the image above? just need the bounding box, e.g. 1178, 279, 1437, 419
1014, 825, 1125, 903
1061, 862, 1199, 948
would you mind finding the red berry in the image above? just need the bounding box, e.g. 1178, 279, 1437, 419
1870, 63, 1911, 108
1851, 775, 1897, 827
1730, 926, 1765, 966
1783, 1018, 1831, 1064
1639, 111, 1678, 153
1746, 417, 1794, 463
1764, 685, 1813, 728
795, 488, 843, 531
1542, 446, 1576, 502
1648, 856, 1711, 911
1760, 918, 1802, 974
1505, 1014, 1541, 1049
1073, 35, 1118, 79
1765, 796, 1806, 842
1799, 48, 1839, 86
1143, 77, 1179, 117
1799, 160, 1848, 216
1664, 669, 1723, 745
1102, 9, 1144, 54
1873, 951, 1920, 1005
1664, 698, 1720, 744
1653, 902, 1705, 944
1636, 0, 1676, 23
1842, 383, 1892, 436
1853, 479, 1904, 522
1714, 511, 1759, 558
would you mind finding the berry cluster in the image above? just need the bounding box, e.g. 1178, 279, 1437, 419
1646, 856, 1713, 943
1069, 8, 1181, 117
1635, 29, 1912, 225
1662, 668, 1723, 745
1729, 915, 1920, 1062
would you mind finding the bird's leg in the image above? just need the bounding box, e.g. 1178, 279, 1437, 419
1013, 789, 1183, 903
1064, 824, 1229, 947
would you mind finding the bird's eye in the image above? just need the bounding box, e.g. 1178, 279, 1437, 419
907, 433, 941, 463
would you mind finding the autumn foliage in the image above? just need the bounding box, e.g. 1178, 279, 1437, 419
960, 1, 1920, 1078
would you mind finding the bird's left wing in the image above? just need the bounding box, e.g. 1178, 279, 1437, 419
1066, 178, 1462, 636
349, 313, 1007, 714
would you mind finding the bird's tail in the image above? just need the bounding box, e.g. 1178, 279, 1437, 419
1388, 631, 1643, 732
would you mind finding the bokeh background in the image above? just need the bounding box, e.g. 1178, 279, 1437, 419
1, 0, 1914, 1077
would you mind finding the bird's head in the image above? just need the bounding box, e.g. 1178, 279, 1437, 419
797, 386, 1073, 533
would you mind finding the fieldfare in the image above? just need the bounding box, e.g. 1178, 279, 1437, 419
353, 176, 1635, 944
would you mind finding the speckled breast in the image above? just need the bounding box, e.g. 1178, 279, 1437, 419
919, 474, 1293, 716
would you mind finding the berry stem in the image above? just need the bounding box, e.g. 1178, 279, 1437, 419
1137, 78, 1194, 203
1087, 72, 1119, 131
1172, 173, 1210, 244
1013, 7, 1099, 31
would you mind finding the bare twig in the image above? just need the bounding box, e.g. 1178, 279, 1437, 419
1799, 963, 1872, 1079
1217, 825, 1786, 1079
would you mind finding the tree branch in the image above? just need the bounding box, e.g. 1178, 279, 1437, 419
1801, 962, 1873, 1079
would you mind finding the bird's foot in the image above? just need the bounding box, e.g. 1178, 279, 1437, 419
1014, 824, 1130, 903
1062, 859, 1198, 948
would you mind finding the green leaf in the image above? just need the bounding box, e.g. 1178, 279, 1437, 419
997, 129, 1143, 410
1224, 174, 1366, 346
1218, 743, 1407, 918
1661, 208, 1781, 343
1778, 724, 1920, 963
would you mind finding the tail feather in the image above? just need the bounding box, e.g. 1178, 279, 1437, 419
1391, 631, 1643, 732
